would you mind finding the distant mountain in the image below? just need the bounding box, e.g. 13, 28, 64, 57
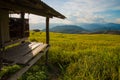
80, 23, 107, 32
49, 25, 89, 34
105, 23, 120, 30
80, 23, 120, 32
31, 23, 120, 34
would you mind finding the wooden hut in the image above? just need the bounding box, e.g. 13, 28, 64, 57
0, 0, 65, 79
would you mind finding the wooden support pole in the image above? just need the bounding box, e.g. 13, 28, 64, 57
0, 9, 8, 69
46, 17, 50, 44
46, 17, 49, 64
21, 12, 25, 38
0, 12, 2, 69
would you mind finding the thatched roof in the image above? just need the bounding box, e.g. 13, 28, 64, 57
0, 0, 65, 19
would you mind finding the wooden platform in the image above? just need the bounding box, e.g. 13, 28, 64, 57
8, 43, 49, 80
0, 42, 50, 80
3, 42, 48, 65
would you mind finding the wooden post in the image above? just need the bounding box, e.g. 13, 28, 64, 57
46, 17, 49, 44
46, 17, 49, 64
0, 12, 2, 68
21, 12, 25, 38
0, 20, 2, 69
0, 9, 9, 69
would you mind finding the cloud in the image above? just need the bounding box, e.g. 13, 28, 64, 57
29, 14, 45, 24
29, 14, 73, 25
61, 0, 120, 24
114, 18, 120, 23
29, 0, 120, 24
63, 0, 120, 12
50, 18, 73, 24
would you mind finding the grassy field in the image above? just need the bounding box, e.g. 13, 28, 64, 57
1, 31, 119, 80
21, 31, 120, 80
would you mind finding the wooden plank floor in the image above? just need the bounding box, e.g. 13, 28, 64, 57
8, 46, 49, 80
3, 42, 48, 64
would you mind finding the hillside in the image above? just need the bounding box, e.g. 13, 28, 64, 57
49, 25, 88, 34
91, 30, 120, 34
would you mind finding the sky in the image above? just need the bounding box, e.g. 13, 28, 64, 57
29, 0, 120, 25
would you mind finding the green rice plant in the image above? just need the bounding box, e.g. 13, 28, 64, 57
0, 65, 21, 79
24, 32, 120, 80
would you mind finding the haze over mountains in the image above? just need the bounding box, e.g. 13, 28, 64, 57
49, 25, 88, 34
30, 23, 120, 34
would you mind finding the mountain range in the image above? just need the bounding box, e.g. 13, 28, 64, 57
49, 25, 88, 34
80, 23, 120, 32
48, 23, 120, 34
31, 23, 120, 34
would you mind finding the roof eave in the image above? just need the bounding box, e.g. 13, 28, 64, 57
0, 0, 66, 19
